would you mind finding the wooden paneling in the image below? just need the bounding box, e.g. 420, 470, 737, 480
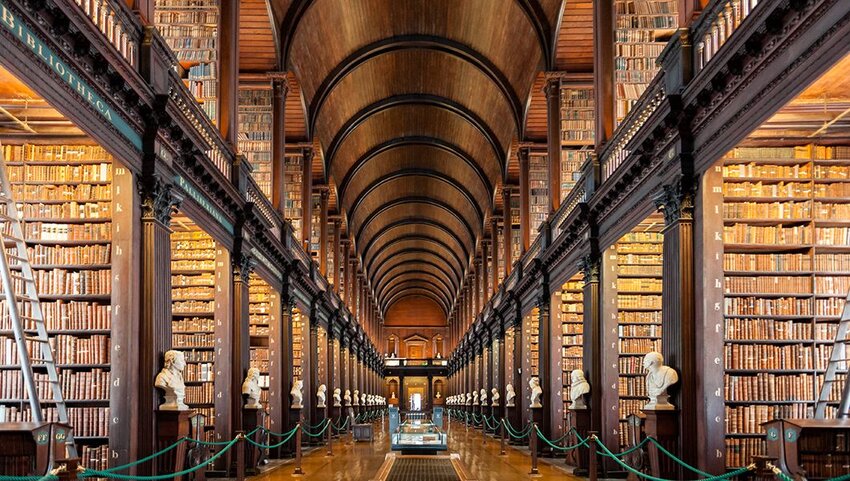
555, 1, 594, 72
238, 0, 277, 73
385, 297, 447, 327
285, 74, 308, 141
525, 73, 548, 141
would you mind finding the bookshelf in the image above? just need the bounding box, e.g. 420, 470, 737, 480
292, 307, 304, 381
522, 307, 540, 422
154, 0, 220, 124
497, 224, 505, 285
170, 219, 216, 431
326, 220, 335, 286
309, 193, 320, 261
249, 274, 271, 409
559, 274, 583, 418
284, 154, 303, 241
511, 194, 521, 265
0, 143, 114, 470
560, 85, 594, 202
238, 88, 273, 199
529, 152, 549, 239
720, 144, 850, 468
614, 0, 677, 125
615, 217, 664, 448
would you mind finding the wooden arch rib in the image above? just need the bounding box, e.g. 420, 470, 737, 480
323, 94, 504, 176
361, 223, 470, 272
381, 277, 452, 313
373, 258, 459, 297
353, 198, 476, 254
307, 35, 523, 137
376, 268, 456, 309
337, 136, 492, 202
368, 242, 463, 283
383, 286, 450, 317
346, 170, 485, 229
277, 0, 552, 72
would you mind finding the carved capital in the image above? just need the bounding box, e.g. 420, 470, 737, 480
233, 253, 256, 282
139, 177, 182, 225
578, 255, 600, 284
653, 177, 695, 225
543, 76, 561, 98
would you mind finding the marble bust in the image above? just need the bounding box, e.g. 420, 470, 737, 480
241, 367, 262, 409
491, 388, 500, 406
472, 390, 479, 405
353, 389, 360, 406
436, 391, 442, 399
391, 391, 397, 400
290, 379, 304, 410
479, 388, 487, 405
466, 392, 472, 405
569, 370, 590, 410
643, 351, 679, 410
344, 389, 352, 406
155, 350, 188, 410
529, 377, 543, 408
360, 392, 366, 406
317, 384, 327, 408
505, 384, 516, 407
333, 388, 342, 407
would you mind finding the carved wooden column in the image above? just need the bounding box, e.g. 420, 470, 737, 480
300, 147, 313, 250
518, 148, 531, 254
318, 188, 329, 277
579, 255, 602, 436
545, 76, 562, 211
536, 291, 552, 453
231, 255, 253, 439
218, 0, 239, 148
135, 176, 179, 472
508, 308, 523, 440
593, 0, 615, 143
271, 77, 288, 215
308, 312, 321, 439
502, 188, 514, 276
280, 296, 295, 455
267, 282, 285, 455
654, 177, 697, 476
213, 247, 234, 462
599, 248, 622, 467
482, 242, 490, 304
341, 240, 350, 303
496, 318, 506, 419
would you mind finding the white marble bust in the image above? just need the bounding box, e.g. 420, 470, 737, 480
353, 389, 360, 406
569, 370, 590, 410
241, 367, 262, 409
360, 392, 367, 406
466, 392, 472, 405
391, 391, 397, 400
155, 350, 189, 410
479, 388, 487, 405
472, 390, 479, 405
529, 377, 543, 408
505, 384, 516, 407
333, 388, 342, 407
643, 351, 678, 410
491, 388, 500, 406
290, 379, 304, 410
344, 389, 352, 406
317, 384, 327, 408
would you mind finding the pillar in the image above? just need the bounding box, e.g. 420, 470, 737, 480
218, 0, 239, 148
230, 257, 252, 438
332, 220, 341, 294
319, 188, 329, 276
491, 219, 500, 293
594, 0, 615, 142
518, 148, 531, 253
502, 188, 513, 276
301, 147, 313, 250
545, 76, 562, 211
271, 77, 288, 215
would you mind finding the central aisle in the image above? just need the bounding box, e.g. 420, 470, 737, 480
255, 421, 583, 481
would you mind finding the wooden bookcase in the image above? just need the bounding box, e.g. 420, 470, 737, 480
309, 193, 320, 261
559, 274, 584, 417
249, 274, 271, 409
238, 88, 273, 199
170, 219, 217, 439
719, 144, 850, 467
522, 307, 540, 424
292, 307, 304, 381
154, 0, 220, 124
510, 195, 521, 264
529, 152, 548, 240
559, 85, 594, 202
614, 0, 677, 125
0, 143, 114, 469
763, 418, 850, 479
614, 216, 664, 448
284, 154, 303, 241
326, 220, 335, 287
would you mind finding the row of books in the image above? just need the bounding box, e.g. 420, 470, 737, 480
8, 164, 112, 183
27, 244, 111, 265
723, 163, 811, 178
723, 201, 811, 219
617, 242, 663, 253
618, 310, 662, 324
184, 362, 213, 382
618, 294, 661, 309
172, 286, 214, 300
724, 224, 812, 245
172, 333, 214, 348
185, 384, 213, 404
22, 222, 112, 241
0, 406, 109, 437
724, 318, 818, 340
618, 253, 663, 265
723, 253, 810, 271
724, 276, 811, 294
724, 373, 814, 401
725, 343, 818, 370
723, 181, 812, 198
0, 368, 110, 400
9, 268, 112, 296
618, 278, 662, 291
172, 274, 214, 287
619, 338, 660, 354
173, 317, 215, 332
725, 403, 810, 434
2, 145, 109, 161
12, 184, 112, 202
0, 300, 110, 331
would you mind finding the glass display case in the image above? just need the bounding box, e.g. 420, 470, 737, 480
391, 420, 448, 454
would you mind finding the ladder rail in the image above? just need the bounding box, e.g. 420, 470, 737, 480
815, 286, 850, 419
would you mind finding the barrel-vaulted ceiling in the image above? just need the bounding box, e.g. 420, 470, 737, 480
267, 0, 565, 319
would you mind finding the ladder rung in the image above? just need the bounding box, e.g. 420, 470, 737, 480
0, 213, 17, 223
14, 295, 38, 302
10, 274, 33, 283
35, 379, 59, 384
23, 336, 48, 343
2, 234, 24, 243
29, 358, 54, 363
7, 254, 27, 262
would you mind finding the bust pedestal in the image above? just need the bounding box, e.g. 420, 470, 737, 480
240, 409, 263, 475
507, 404, 523, 446
567, 408, 592, 473
156, 410, 194, 481
481, 403, 492, 434
641, 408, 679, 480
330, 405, 341, 436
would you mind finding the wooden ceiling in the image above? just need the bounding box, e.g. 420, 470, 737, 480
251, 0, 589, 318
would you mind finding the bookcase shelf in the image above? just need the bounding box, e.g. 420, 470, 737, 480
238, 88, 272, 199
559, 274, 583, 419
249, 274, 271, 409
292, 307, 304, 381
719, 143, 850, 468
559, 85, 593, 203
529, 152, 548, 241
0, 144, 115, 468
284, 154, 304, 241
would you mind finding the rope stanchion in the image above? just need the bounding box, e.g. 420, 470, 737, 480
0, 476, 59, 481
534, 426, 591, 452
293, 423, 303, 475
80, 435, 242, 480
499, 418, 506, 455
301, 418, 331, 438
93, 437, 188, 473
236, 430, 245, 481
529, 422, 539, 475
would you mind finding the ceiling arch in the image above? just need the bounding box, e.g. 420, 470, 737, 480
384, 287, 450, 317
275, 0, 562, 315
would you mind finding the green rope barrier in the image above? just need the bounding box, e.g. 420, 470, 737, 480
482, 415, 499, 431
648, 437, 713, 478
80, 436, 240, 480
305, 419, 328, 430
333, 416, 350, 431
97, 437, 188, 473
594, 435, 753, 481
245, 426, 299, 450
301, 419, 331, 437
534, 426, 591, 452
502, 419, 532, 439
767, 462, 850, 481
0, 476, 58, 481
262, 425, 300, 438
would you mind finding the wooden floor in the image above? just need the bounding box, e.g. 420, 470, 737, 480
254, 420, 583, 481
